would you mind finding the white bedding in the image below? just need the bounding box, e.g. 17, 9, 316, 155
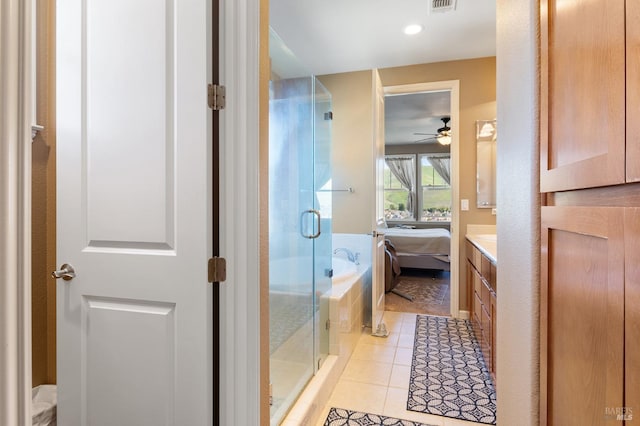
383, 227, 451, 256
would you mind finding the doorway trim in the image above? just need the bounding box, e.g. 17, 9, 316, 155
0, 0, 33, 423
384, 80, 461, 318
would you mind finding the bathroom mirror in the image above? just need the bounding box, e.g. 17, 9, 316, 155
476, 119, 497, 208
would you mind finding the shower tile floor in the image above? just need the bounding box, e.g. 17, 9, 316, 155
312, 311, 487, 426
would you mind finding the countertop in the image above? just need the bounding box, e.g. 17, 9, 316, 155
466, 234, 497, 264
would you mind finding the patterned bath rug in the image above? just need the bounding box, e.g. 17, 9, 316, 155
324, 407, 436, 426
407, 315, 497, 424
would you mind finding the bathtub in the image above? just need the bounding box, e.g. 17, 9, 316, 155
331, 257, 357, 285
268, 256, 358, 293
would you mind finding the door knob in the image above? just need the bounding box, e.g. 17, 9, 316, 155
52, 264, 76, 281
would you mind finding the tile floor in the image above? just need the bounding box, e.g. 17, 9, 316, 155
315, 311, 486, 426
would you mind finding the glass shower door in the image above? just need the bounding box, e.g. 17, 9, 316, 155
313, 78, 332, 371
268, 30, 332, 425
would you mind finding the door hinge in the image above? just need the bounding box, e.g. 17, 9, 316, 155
208, 84, 226, 110
208, 257, 227, 283
326, 319, 331, 330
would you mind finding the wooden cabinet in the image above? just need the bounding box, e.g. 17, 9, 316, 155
466, 240, 496, 383
540, 0, 626, 192
540, 0, 640, 424
540, 206, 624, 425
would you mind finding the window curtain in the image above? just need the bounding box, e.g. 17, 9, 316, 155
426, 154, 451, 186
385, 156, 416, 214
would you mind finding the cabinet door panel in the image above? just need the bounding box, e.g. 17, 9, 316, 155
541, 206, 624, 426
540, 0, 625, 192
625, 208, 640, 414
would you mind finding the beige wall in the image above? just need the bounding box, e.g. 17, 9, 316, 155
32, 0, 57, 387
320, 57, 496, 310
318, 71, 375, 235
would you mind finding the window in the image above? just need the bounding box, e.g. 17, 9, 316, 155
383, 155, 415, 220
384, 153, 451, 222
420, 154, 451, 222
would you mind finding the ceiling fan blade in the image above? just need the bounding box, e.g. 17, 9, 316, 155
413, 132, 438, 136
412, 137, 437, 143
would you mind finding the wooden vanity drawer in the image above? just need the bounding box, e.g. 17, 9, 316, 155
466, 240, 474, 263
481, 254, 491, 280
474, 292, 483, 329
481, 279, 491, 310
474, 268, 482, 298
490, 262, 497, 293
473, 246, 482, 270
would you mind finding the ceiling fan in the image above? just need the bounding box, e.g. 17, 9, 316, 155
413, 117, 452, 145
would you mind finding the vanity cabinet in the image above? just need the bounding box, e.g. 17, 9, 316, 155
466, 239, 496, 383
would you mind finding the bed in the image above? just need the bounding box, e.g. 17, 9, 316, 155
383, 227, 451, 271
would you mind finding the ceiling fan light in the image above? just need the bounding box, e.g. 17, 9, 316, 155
437, 134, 452, 145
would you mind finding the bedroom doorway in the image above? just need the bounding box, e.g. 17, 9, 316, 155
382, 83, 460, 318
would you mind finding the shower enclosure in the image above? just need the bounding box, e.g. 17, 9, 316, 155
268, 30, 333, 425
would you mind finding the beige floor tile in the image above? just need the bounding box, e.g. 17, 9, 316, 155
351, 343, 397, 363
397, 333, 415, 349
314, 309, 488, 426
400, 320, 417, 335
388, 364, 411, 389
394, 347, 415, 366
327, 380, 388, 415
383, 311, 405, 322
359, 331, 400, 347
382, 387, 445, 426
402, 312, 419, 323
341, 359, 393, 386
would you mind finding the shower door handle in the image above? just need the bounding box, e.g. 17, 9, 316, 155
300, 209, 321, 239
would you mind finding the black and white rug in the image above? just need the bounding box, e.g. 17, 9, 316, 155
407, 315, 497, 424
323, 408, 436, 426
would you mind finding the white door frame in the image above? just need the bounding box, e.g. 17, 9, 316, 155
384, 81, 461, 318
218, 0, 262, 424
0, 0, 33, 424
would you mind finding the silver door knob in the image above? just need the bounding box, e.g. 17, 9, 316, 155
52, 264, 76, 281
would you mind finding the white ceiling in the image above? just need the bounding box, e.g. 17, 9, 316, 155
385, 91, 451, 145
270, 0, 496, 76
270, 0, 496, 146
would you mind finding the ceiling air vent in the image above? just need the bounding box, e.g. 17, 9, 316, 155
430, 0, 457, 13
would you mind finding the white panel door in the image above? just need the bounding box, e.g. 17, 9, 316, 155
371, 69, 386, 331
56, 0, 212, 424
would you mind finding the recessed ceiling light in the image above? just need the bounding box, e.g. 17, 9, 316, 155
404, 24, 423, 35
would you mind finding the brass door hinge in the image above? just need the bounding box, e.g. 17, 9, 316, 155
208, 84, 226, 110
208, 257, 227, 283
